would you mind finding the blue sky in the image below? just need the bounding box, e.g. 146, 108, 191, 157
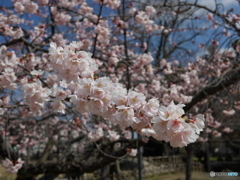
198, 0, 238, 9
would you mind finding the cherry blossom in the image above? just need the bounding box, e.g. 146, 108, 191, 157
197, 137, 208, 142
158, 101, 185, 121
223, 109, 235, 116
207, 13, 213, 21
22, 80, 51, 115
5, 0, 240, 176
107, 130, 120, 141
2, 158, 24, 174
222, 127, 233, 133
88, 128, 104, 141
127, 149, 137, 156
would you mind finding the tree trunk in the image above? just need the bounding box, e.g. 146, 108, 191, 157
115, 159, 122, 180
185, 143, 194, 180
99, 165, 110, 180
204, 141, 210, 172
137, 134, 143, 180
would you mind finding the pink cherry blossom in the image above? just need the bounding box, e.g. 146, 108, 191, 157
145, 6, 156, 16
88, 128, 103, 141
0, 68, 17, 90
22, 80, 50, 115
113, 106, 135, 128
127, 149, 137, 156
141, 128, 155, 137
108, 130, 120, 141
232, 14, 240, 23
190, 114, 205, 134
14, 2, 25, 14
208, 121, 221, 128
38, 0, 49, 5
106, 0, 120, 9
169, 125, 199, 147
212, 130, 221, 137
135, 11, 153, 26
127, 90, 146, 109
223, 109, 235, 116
25, 1, 38, 14
143, 98, 159, 117
54, 12, 71, 25
158, 101, 185, 121
2, 158, 24, 174
207, 13, 213, 21
222, 127, 233, 133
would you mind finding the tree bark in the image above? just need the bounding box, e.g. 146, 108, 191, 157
204, 141, 210, 172
185, 144, 194, 180
115, 159, 122, 180
137, 134, 143, 180
39, 137, 56, 163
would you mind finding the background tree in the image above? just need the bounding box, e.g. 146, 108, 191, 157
0, 0, 240, 180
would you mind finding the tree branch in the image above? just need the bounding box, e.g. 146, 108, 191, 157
184, 66, 240, 112
16, 147, 128, 180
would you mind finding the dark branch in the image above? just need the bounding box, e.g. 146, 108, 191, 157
16, 147, 128, 180
184, 66, 240, 112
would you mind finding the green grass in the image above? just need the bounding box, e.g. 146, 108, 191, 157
209, 157, 218, 161
193, 157, 218, 161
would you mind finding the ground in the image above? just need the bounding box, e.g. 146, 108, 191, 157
1, 165, 240, 180
0, 164, 16, 180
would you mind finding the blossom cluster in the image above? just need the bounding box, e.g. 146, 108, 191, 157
0, 13, 24, 39
49, 42, 98, 83
150, 102, 205, 147
22, 80, 50, 115
14, 0, 38, 14
93, 0, 120, 9
49, 42, 205, 148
